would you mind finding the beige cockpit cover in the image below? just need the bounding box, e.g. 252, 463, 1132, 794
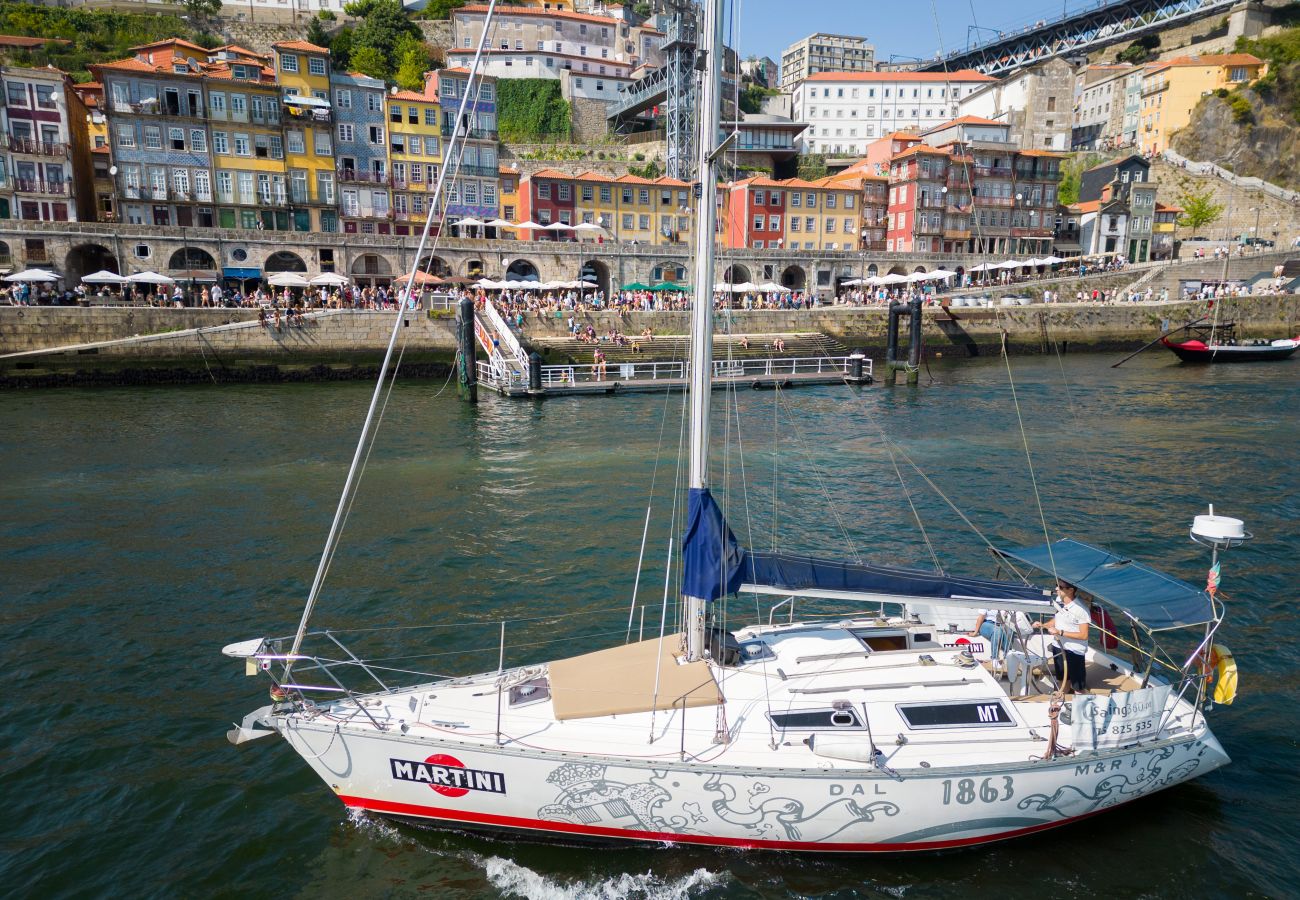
547, 633, 722, 721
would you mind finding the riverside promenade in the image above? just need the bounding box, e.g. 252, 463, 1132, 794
2, 291, 1297, 387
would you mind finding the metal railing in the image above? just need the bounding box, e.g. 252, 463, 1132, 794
8, 137, 67, 157
479, 355, 865, 390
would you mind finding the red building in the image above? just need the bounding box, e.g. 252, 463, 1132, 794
721, 175, 789, 250
518, 167, 575, 240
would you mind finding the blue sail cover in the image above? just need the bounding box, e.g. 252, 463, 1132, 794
995, 539, 1215, 631
681, 487, 1050, 606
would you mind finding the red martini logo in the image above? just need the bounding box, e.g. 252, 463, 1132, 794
389, 754, 507, 797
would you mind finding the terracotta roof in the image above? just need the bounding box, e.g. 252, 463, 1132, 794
892, 145, 950, 161
272, 40, 329, 55
499, 165, 518, 176
1071, 200, 1101, 213
209, 44, 267, 60
454, 3, 621, 27
529, 168, 572, 179
653, 175, 688, 187
922, 115, 1005, 132
127, 38, 209, 55
572, 170, 612, 182
615, 173, 660, 185
804, 69, 995, 83
1159, 53, 1264, 69
390, 89, 435, 102
95, 57, 167, 74
438, 67, 496, 79
728, 174, 785, 188
810, 175, 860, 189
1017, 149, 1066, 158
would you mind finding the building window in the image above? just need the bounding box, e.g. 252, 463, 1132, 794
169, 127, 185, 151
338, 123, 354, 142
144, 126, 162, 150
308, 57, 327, 76
116, 124, 136, 149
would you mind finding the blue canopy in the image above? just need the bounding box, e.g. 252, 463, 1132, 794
995, 538, 1216, 631
681, 488, 1051, 609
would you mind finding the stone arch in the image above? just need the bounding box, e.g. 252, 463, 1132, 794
0, 239, 10, 267
167, 247, 216, 271
418, 255, 451, 277
912, 265, 927, 274
780, 264, 805, 290
463, 258, 485, 278
649, 260, 686, 284
580, 259, 611, 297
266, 250, 308, 273
505, 258, 539, 280
65, 243, 119, 282
887, 264, 908, 276
351, 253, 394, 286
723, 263, 750, 284
866, 263, 879, 277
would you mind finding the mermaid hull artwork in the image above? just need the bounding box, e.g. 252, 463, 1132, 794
270, 715, 1229, 852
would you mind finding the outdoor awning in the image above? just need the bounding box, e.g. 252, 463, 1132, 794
283, 94, 330, 108
995, 539, 1215, 632
223, 267, 261, 280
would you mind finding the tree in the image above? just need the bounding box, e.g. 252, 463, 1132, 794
1058, 167, 1081, 206
346, 0, 422, 81
797, 153, 827, 181
350, 45, 389, 81
170, 0, 221, 25
739, 82, 776, 115
1177, 187, 1226, 231
395, 46, 426, 91
305, 15, 331, 50
329, 26, 354, 70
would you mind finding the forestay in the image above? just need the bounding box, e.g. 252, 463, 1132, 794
682, 488, 1053, 612
995, 538, 1216, 631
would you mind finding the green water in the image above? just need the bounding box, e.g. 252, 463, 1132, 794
2, 352, 1296, 899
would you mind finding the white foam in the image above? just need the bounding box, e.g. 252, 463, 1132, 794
482, 856, 724, 900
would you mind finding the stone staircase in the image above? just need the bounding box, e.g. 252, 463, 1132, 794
530, 331, 850, 366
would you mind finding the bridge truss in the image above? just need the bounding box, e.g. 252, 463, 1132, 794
919, 0, 1241, 78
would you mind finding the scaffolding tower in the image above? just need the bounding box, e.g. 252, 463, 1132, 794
662, 3, 698, 181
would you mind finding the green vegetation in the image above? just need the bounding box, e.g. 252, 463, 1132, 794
1057, 152, 1104, 206
1236, 26, 1300, 124
633, 2, 652, 18
796, 153, 827, 181
498, 79, 571, 142
1176, 186, 1225, 231
738, 82, 778, 115
339, 0, 427, 81
628, 159, 661, 179
1116, 34, 1160, 64
0, 2, 214, 81
169, 0, 221, 27
416, 0, 468, 20
305, 14, 331, 50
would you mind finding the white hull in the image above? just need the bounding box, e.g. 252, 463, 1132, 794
270, 702, 1228, 852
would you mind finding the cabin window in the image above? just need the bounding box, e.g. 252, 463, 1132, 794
768, 707, 865, 731
896, 700, 1015, 730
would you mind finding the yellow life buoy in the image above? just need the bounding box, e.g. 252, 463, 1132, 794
1211, 644, 1238, 705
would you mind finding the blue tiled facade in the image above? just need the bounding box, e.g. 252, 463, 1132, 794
330, 71, 391, 233
438, 71, 499, 221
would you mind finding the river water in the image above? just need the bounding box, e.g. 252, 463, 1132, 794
2, 352, 1297, 899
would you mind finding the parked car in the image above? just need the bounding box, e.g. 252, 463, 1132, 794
1242, 237, 1275, 248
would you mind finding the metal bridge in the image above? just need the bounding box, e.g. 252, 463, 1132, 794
918, 0, 1242, 78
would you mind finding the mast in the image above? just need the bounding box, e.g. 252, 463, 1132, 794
683, 0, 724, 662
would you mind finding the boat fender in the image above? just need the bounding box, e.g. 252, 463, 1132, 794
1090, 606, 1119, 650
1212, 645, 1238, 705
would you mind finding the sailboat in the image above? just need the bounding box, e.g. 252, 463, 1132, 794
225, 0, 1246, 851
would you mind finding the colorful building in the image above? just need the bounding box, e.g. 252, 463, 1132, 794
0, 65, 93, 223
388, 74, 442, 238
1139, 53, 1265, 154
94, 39, 215, 228
205, 47, 291, 231
330, 69, 391, 234
272, 39, 337, 233
438, 68, 499, 226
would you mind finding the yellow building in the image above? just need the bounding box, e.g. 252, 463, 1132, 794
388, 79, 443, 239
205, 50, 292, 231
498, 164, 520, 230
1139, 53, 1265, 154
782, 177, 859, 252
272, 40, 336, 232
608, 174, 691, 245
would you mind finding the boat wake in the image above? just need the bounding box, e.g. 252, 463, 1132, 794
345, 808, 726, 899
482, 856, 724, 900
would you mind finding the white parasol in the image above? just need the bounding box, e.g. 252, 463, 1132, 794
81, 270, 128, 284
268, 272, 310, 288
127, 271, 176, 285
5, 268, 60, 282
309, 272, 351, 287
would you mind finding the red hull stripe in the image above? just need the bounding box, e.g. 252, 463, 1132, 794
338, 794, 1099, 852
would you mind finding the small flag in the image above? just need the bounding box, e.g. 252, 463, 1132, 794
1207, 562, 1221, 596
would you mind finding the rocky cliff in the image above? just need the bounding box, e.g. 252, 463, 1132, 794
1171, 59, 1300, 191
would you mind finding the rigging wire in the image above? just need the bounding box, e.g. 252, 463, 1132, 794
285, 0, 505, 671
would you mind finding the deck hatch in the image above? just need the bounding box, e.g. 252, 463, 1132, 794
896, 699, 1015, 730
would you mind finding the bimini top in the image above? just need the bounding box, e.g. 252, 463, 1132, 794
995, 538, 1216, 632
682, 488, 1052, 612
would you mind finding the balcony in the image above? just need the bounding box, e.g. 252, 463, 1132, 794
337, 167, 389, 185
283, 104, 333, 125
860, 239, 887, 251
1011, 226, 1054, 238
457, 163, 499, 179
114, 100, 206, 119
972, 164, 1013, 177
943, 229, 972, 240
8, 136, 68, 157
916, 197, 945, 209
440, 124, 497, 140
14, 177, 68, 195
974, 195, 1014, 207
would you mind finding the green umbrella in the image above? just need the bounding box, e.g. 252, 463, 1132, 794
650, 281, 688, 292
621, 281, 651, 290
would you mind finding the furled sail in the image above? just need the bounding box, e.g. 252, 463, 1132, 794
682, 488, 1051, 607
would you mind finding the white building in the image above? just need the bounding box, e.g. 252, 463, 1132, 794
448, 4, 661, 81
1072, 64, 1131, 149
791, 70, 996, 157
956, 58, 1074, 152
780, 33, 875, 91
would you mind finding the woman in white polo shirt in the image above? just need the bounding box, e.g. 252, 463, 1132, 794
1033, 580, 1091, 693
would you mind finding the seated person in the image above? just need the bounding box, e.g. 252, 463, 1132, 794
1033, 580, 1090, 694
969, 609, 1012, 658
